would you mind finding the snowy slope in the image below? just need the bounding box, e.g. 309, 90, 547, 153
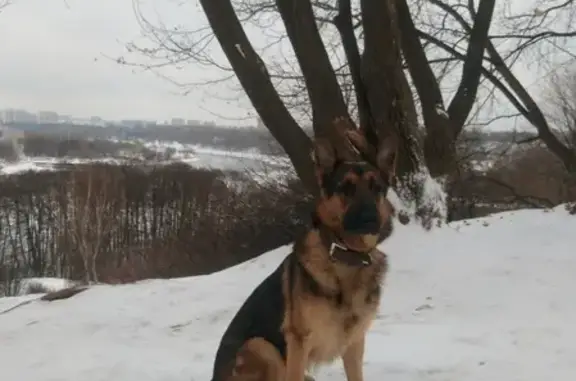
0, 206, 575, 381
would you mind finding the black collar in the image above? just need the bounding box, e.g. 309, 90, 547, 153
329, 241, 373, 267
310, 212, 375, 267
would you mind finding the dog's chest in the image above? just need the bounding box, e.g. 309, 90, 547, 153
304, 267, 382, 364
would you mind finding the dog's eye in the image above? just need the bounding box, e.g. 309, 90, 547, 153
337, 181, 356, 196
369, 178, 383, 193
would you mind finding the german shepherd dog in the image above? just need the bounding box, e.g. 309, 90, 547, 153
210, 129, 397, 381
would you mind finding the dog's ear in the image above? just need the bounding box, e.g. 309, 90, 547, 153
311, 138, 337, 172
376, 135, 398, 180
345, 129, 370, 156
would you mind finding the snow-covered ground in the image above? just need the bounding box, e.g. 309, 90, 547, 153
0, 141, 289, 177
142, 140, 290, 168
0, 158, 54, 174
16, 277, 78, 295
0, 206, 575, 380
0, 156, 131, 175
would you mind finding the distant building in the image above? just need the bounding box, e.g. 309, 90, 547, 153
1, 109, 37, 124
171, 118, 185, 126
58, 115, 73, 124
37, 110, 59, 124
87, 116, 106, 127
120, 119, 156, 128
70, 117, 94, 126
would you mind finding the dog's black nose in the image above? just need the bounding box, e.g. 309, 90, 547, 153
343, 201, 380, 233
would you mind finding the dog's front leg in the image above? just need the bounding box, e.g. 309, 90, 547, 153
285, 333, 309, 381
342, 336, 365, 381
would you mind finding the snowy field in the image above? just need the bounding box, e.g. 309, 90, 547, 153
0, 141, 290, 177
0, 206, 575, 380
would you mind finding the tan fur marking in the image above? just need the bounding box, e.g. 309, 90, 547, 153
342, 337, 366, 381
282, 230, 387, 368
285, 333, 311, 381
226, 338, 285, 381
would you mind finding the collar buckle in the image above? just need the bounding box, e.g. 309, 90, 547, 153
329, 242, 372, 267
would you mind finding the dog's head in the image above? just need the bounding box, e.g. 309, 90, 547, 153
312, 130, 397, 252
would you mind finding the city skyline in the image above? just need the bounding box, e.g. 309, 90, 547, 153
0, 0, 261, 126
0, 106, 236, 128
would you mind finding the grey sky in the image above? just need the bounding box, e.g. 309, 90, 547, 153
0, 0, 252, 124
0, 0, 570, 130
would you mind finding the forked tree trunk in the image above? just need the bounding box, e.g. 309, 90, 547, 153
356, 0, 446, 225
199, 0, 453, 226
274, 0, 364, 158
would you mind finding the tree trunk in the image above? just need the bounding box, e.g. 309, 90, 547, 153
397, 0, 496, 177
275, 0, 360, 159
90, 255, 98, 284
333, 0, 370, 132
199, 0, 317, 194
359, 0, 446, 226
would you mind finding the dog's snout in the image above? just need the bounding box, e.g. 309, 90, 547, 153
342, 200, 381, 233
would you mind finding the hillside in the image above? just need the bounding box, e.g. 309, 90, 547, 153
0, 206, 575, 380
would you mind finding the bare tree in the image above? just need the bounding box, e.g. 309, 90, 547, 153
416, 0, 576, 173
545, 63, 576, 213
64, 168, 122, 283
123, 0, 505, 225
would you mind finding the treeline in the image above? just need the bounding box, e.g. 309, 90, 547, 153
0, 163, 310, 296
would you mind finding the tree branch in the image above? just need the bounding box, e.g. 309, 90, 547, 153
198, 0, 317, 193
445, 0, 496, 135
396, 0, 456, 176
426, 0, 576, 172
396, 0, 446, 119
418, 32, 530, 124
275, 0, 358, 156
333, 0, 370, 131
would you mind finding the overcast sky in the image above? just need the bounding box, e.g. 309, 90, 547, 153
0, 0, 256, 124
0, 0, 570, 129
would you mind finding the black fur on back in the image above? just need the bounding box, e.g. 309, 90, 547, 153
210, 258, 288, 381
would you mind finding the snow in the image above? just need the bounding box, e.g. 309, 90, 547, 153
390, 167, 448, 226
1, 206, 575, 380
0, 142, 289, 179
17, 277, 78, 296
0, 156, 126, 175
0, 159, 49, 174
